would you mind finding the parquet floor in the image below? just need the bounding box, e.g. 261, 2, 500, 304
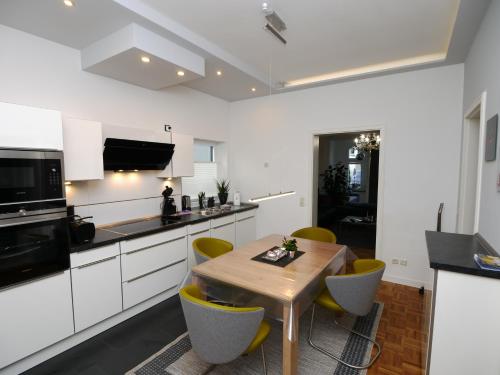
367, 281, 428, 375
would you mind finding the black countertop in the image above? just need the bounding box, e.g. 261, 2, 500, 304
70, 203, 258, 253
426, 230, 500, 279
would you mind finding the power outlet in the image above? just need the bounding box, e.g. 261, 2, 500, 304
391, 258, 399, 265
400, 259, 408, 266
299, 197, 305, 207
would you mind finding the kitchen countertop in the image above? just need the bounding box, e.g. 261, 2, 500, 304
70, 203, 258, 253
426, 230, 500, 279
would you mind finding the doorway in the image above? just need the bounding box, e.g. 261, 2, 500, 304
313, 131, 381, 259
457, 92, 487, 234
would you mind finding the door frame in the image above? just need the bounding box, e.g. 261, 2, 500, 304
310, 125, 386, 260
457, 92, 487, 234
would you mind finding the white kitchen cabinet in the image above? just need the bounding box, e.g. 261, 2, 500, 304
187, 221, 211, 269
158, 132, 194, 178
122, 261, 187, 309
62, 117, 104, 181
235, 209, 257, 248
70, 244, 122, 332
0, 271, 74, 369
120, 228, 188, 309
210, 214, 236, 246
121, 236, 187, 281
0, 101, 63, 150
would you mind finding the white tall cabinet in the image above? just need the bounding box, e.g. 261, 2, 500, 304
0, 101, 63, 150
62, 117, 104, 181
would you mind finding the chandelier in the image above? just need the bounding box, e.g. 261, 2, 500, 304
354, 133, 381, 152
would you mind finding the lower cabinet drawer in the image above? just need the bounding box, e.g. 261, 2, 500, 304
121, 236, 187, 282
122, 260, 187, 310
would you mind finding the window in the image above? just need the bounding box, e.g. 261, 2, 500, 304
182, 141, 218, 200
349, 147, 359, 159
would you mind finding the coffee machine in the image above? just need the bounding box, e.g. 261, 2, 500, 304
161, 186, 176, 223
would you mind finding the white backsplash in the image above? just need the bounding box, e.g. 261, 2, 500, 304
66, 171, 182, 226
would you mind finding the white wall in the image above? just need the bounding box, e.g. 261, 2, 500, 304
228, 64, 464, 288
0, 25, 229, 224
463, 0, 500, 251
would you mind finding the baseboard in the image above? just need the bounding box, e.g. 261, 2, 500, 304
383, 274, 432, 290
0, 287, 178, 375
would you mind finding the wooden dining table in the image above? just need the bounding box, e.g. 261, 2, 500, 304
191, 234, 348, 375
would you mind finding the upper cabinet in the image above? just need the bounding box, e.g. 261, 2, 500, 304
63, 118, 104, 181
0, 101, 63, 150
159, 132, 194, 178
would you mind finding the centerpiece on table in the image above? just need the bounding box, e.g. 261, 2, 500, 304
282, 237, 298, 258
216, 178, 230, 205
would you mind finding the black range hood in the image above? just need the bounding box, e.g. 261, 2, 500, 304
103, 138, 175, 171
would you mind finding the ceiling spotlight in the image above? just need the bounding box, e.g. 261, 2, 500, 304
63, 0, 74, 7
177, 70, 185, 77
141, 56, 150, 63
216, 70, 222, 76
251, 87, 256, 92
262, 2, 271, 14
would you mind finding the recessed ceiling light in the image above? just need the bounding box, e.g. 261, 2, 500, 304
141, 56, 150, 63
177, 70, 185, 77
216, 70, 222, 76
251, 87, 256, 92
63, 0, 74, 7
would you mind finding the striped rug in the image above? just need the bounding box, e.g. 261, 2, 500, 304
126, 302, 383, 375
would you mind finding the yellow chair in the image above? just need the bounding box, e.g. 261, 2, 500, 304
180, 285, 271, 374
308, 259, 386, 369
291, 226, 337, 243
193, 237, 233, 264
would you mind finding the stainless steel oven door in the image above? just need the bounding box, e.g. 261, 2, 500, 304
0, 214, 70, 290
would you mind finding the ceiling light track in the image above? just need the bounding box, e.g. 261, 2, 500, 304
264, 23, 287, 45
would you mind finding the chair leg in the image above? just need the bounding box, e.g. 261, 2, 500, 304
307, 303, 382, 370
260, 344, 268, 375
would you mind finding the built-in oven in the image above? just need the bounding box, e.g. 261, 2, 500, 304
0, 148, 70, 289
0, 213, 70, 289
0, 149, 66, 224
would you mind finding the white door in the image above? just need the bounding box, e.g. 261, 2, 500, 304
0, 271, 74, 369
235, 216, 256, 248
71, 255, 123, 332
211, 222, 236, 245
457, 94, 486, 234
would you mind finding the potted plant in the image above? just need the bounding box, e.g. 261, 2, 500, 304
216, 179, 231, 205
332, 162, 350, 205
282, 237, 298, 258
198, 192, 205, 209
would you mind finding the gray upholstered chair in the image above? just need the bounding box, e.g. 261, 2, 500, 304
180, 284, 271, 374
308, 259, 385, 369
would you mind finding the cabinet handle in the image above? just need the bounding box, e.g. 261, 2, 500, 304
125, 259, 185, 283
77, 255, 117, 269
236, 217, 253, 223
125, 236, 186, 255
212, 222, 233, 229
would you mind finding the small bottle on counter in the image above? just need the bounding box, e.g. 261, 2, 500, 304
234, 191, 241, 206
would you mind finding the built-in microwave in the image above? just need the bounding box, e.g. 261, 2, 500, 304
0, 149, 66, 223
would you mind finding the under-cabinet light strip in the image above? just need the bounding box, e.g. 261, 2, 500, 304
248, 191, 296, 202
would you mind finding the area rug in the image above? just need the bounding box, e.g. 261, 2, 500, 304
126, 302, 383, 375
